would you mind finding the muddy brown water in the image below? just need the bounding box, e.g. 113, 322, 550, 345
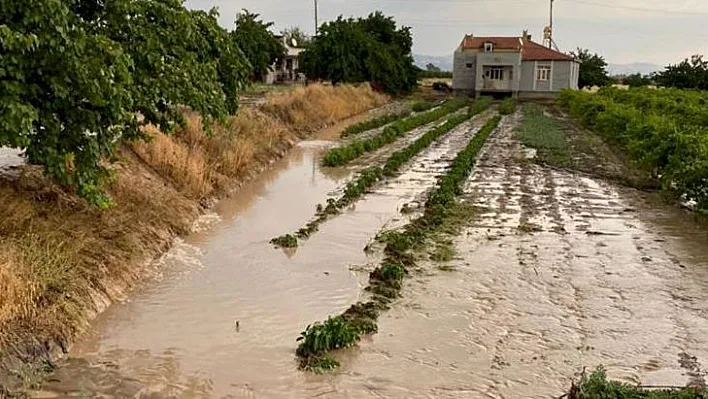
34, 111, 708, 398
35, 112, 492, 397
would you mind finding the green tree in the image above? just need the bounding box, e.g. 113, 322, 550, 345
570, 48, 611, 88
1, 0, 251, 206
426, 63, 441, 72
1, 0, 135, 206
233, 9, 285, 81
300, 12, 417, 94
282, 26, 310, 48
623, 73, 652, 87
654, 55, 708, 90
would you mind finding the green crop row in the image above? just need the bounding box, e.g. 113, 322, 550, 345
322, 97, 469, 167
271, 100, 491, 249
340, 109, 413, 138
558, 87, 708, 212
411, 100, 436, 112
499, 97, 517, 115
295, 113, 502, 371
568, 366, 705, 398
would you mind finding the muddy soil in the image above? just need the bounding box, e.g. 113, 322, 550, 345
26, 109, 708, 398
33, 111, 493, 397
328, 112, 708, 398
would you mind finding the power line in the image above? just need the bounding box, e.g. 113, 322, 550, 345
318, 0, 708, 16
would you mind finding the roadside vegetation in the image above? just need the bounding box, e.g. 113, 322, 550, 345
567, 367, 706, 398
322, 98, 468, 167
271, 99, 492, 249
558, 87, 708, 212
295, 114, 502, 371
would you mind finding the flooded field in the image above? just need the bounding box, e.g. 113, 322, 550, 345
33, 107, 708, 398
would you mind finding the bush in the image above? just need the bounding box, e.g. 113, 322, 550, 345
559, 87, 708, 211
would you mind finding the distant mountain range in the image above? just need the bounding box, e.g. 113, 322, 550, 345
415, 54, 663, 77
414, 54, 453, 72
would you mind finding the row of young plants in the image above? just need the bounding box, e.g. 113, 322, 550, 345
558, 87, 708, 212
499, 97, 517, 115
322, 97, 469, 167
340, 110, 413, 138
270, 100, 492, 249
295, 113, 503, 372
567, 366, 705, 398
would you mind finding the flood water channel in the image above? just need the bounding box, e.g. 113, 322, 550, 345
36, 111, 708, 398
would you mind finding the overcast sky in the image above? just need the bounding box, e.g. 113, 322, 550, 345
185, 0, 708, 65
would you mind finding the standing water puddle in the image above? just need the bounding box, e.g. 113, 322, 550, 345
39, 113, 491, 397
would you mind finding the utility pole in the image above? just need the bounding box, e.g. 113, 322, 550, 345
549, 0, 554, 48
543, 0, 556, 49
314, 0, 319, 36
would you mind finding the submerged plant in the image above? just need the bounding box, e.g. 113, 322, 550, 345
569, 366, 706, 398
270, 234, 298, 248
296, 316, 360, 358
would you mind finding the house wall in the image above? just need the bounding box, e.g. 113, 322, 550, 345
452, 50, 478, 92
520, 62, 535, 91
552, 61, 572, 91
475, 52, 521, 93
519, 60, 580, 93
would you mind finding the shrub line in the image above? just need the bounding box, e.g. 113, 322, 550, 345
322, 98, 469, 167
295, 112, 503, 372
270, 98, 491, 249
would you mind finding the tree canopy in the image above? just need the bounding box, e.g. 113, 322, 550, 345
233, 9, 285, 81
570, 48, 611, 88
0, 0, 252, 206
282, 26, 311, 48
623, 73, 652, 88
300, 12, 417, 94
654, 55, 708, 90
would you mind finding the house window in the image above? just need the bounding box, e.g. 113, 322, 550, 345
536, 65, 552, 81
466, 63, 474, 68
484, 42, 494, 52
485, 67, 504, 80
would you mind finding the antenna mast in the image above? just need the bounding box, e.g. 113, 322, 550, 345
543, 0, 559, 51
314, 0, 319, 36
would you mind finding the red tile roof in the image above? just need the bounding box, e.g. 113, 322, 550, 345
521, 39, 574, 61
460, 35, 575, 62
462, 36, 522, 51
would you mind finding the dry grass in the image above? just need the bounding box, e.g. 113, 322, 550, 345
262, 83, 388, 130
0, 83, 389, 386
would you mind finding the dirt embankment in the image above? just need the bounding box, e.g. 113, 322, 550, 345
0, 84, 388, 389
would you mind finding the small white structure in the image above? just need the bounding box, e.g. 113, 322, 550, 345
265, 36, 306, 84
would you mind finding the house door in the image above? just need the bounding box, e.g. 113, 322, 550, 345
482, 66, 512, 91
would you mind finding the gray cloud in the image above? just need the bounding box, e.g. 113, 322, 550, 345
185, 0, 708, 65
